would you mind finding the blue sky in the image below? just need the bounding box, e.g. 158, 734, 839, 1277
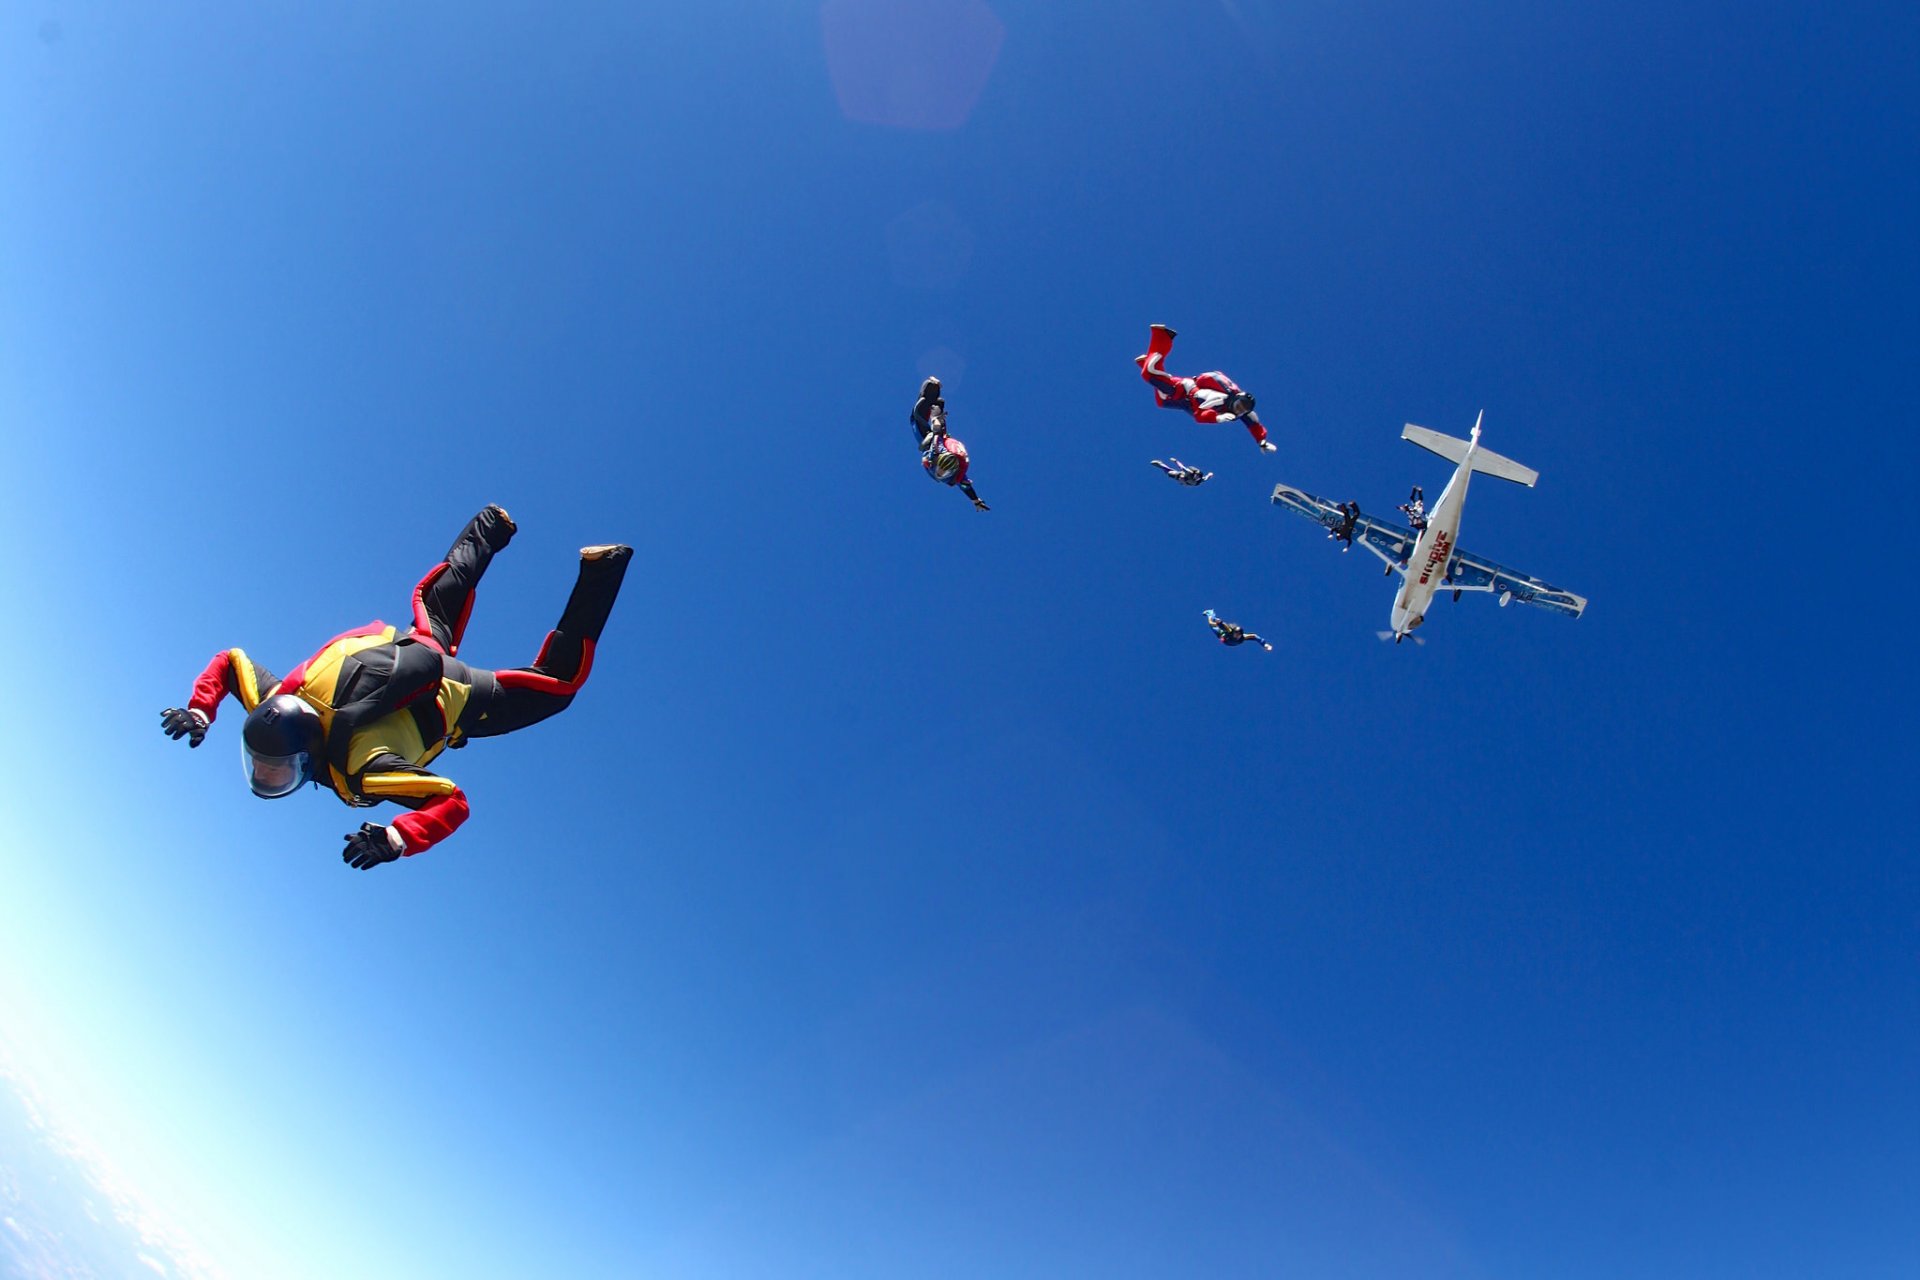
0, 1, 1915, 1276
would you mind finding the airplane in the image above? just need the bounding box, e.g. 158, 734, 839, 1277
1270, 414, 1587, 643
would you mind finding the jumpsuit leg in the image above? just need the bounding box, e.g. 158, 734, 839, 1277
1138, 358, 1188, 405
1136, 324, 1184, 402
911, 397, 945, 446
463, 546, 633, 739
411, 505, 517, 655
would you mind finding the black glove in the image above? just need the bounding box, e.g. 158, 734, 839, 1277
342, 823, 403, 870
160, 707, 207, 748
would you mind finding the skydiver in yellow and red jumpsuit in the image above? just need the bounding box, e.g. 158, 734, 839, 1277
159, 505, 632, 870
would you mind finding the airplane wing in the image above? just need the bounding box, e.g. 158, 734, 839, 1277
1270, 483, 1420, 578
1271, 482, 1586, 617
1436, 546, 1588, 618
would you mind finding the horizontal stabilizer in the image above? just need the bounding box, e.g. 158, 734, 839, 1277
1402, 424, 1539, 487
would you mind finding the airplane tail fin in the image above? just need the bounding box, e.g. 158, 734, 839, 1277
1401, 423, 1539, 487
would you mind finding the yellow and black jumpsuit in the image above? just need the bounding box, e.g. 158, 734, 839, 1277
184, 506, 630, 856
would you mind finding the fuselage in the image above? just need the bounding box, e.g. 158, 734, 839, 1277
1390, 436, 1477, 638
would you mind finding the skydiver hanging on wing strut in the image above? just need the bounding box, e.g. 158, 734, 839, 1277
159, 505, 632, 870
1135, 324, 1278, 454
912, 377, 988, 511
1203, 609, 1273, 651
1329, 501, 1360, 549
1150, 457, 1213, 486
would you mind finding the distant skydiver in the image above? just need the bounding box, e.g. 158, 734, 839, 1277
1135, 324, 1278, 453
912, 376, 988, 511
1150, 457, 1213, 486
1329, 501, 1360, 548
159, 505, 631, 870
1399, 486, 1428, 531
1203, 609, 1274, 651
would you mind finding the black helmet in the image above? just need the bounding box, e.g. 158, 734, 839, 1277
1228, 392, 1256, 416
241, 694, 323, 798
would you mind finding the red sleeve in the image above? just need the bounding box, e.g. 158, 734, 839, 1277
389, 788, 471, 855
188, 651, 239, 720
188, 648, 276, 721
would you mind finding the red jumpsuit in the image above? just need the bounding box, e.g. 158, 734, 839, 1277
1136, 325, 1272, 447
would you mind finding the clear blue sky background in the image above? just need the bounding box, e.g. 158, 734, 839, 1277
1, 2, 1915, 1276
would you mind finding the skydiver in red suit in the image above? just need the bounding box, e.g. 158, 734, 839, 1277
1135, 324, 1278, 453
159, 505, 632, 870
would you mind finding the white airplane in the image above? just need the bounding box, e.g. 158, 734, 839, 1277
1270, 414, 1587, 643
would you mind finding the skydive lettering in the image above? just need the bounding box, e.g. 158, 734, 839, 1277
1418, 531, 1454, 585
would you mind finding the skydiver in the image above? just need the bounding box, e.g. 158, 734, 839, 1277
1135, 324, 1278, 454
1150, 457, 1213, 486
159, 505, 632, 870
912, 376, 988, 511
1203, 609, 1274, 652
1329, 501, 1360, 549
1399, 486, 1428, 531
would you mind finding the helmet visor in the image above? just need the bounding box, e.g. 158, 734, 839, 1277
244, 747, 314, 799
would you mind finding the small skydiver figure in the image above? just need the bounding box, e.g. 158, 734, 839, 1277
1203, 609, 1274, 651
1150, 457, 1213, 486
1399, 486, 1428, 531
1135, 324, 1278, 454
912, 376, 988, 511
1329, 501, 1360, 549
159, 505, 632, 870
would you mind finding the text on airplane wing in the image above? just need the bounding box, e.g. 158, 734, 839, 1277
1269, 484, 1345, 529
